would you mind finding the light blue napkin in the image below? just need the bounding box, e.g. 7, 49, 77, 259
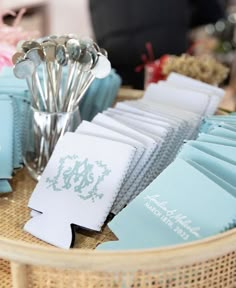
178, 143, 236, 196
207, 126, 236, 140
197, 133, 236, 146
97, 158, 236, 250
0, 180, 12, 193
200, 119, 236, 133
0, 99, 14, 193
185, 159, 236, 197
0, 92, 30, 168
185, 140, 236, 164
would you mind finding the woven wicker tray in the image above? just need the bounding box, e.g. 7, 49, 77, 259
1, 161, 236, 287
1, 89, 236, 287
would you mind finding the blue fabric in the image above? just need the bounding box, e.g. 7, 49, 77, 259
80, 69, 121, 121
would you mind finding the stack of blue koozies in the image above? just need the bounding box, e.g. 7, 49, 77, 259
0, 67, 29, 193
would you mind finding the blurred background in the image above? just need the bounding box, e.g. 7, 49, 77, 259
1, 0, 236, 112
1, 0, 93, 37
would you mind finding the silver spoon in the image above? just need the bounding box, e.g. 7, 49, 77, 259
61, 39, 81, 110
25, 47, 47, 111
72, 53, 111, 109
12, 52, 25, 65
13, 58, 39, 109
67, 49, 94, 111
41, 40, 58, 112
21, 40, 41, 53
65, 38, 81, 92
55, 44, 68, 110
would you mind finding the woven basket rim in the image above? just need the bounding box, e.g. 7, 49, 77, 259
0, 228, 235, 272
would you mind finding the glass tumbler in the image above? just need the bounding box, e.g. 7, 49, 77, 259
23, 106, 81, 181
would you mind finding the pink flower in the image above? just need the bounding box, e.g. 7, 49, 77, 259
0, 8, 39, 71
0, 43, 15, 71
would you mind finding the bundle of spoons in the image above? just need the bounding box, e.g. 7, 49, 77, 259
12, 34, 111, 180
13, 34, 111, 113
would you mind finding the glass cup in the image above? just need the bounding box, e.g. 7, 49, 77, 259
23, 106, 81, 181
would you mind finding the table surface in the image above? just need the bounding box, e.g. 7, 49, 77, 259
219, 86, 236, 112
